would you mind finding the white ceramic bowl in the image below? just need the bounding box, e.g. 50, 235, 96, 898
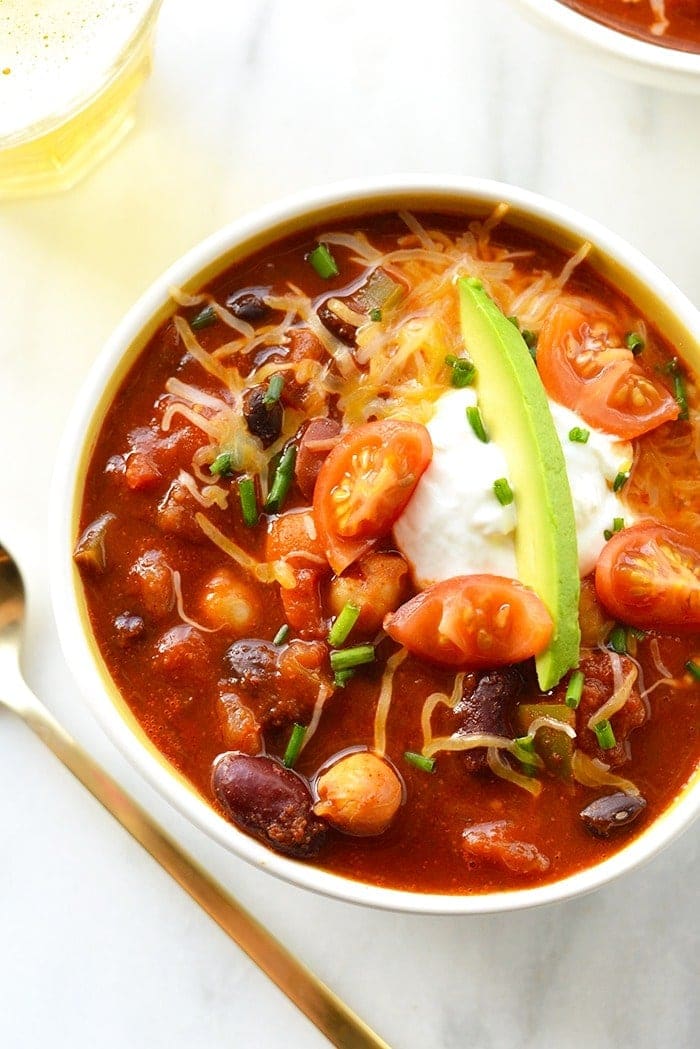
50, 175, 700, 914
511, 0, 700, 92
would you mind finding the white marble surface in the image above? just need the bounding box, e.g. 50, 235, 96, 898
1, 1, 699, 1047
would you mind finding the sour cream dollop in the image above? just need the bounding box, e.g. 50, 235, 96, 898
393, 388, 633, 588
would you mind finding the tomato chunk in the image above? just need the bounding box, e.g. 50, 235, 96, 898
383, 575, 553, 668
266, 509, 330, 637
595, 522, 700, 631
313, 420, 432, 574
537, 304, 679, 439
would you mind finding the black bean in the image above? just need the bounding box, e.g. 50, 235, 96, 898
212, 752, 327, 857
227, 289, 270, 323
580, 792, 647, 838
317, 300, 357, 346
242, 386, 283, 448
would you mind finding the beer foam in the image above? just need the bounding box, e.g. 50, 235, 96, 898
0, 1, 154, 139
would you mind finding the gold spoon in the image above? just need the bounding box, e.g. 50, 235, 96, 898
0, 542, 391, 1049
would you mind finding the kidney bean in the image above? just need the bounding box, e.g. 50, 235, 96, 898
242, 386, 283, 447
580, 792, 647, 838
294, 417, 341, 498
455, 668, 522, 772
212, 752, 327, 857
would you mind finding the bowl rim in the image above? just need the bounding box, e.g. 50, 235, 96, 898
512, 0, 700, 82
50, 173, 700, 915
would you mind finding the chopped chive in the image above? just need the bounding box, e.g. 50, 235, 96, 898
565, 669, 585, 709
569, 427, 590, 444
505, 316, 538, 354
264, 444, 297, 513
262, 373, 285, 406
404, 751, 436, 774
328, 602, 361, 647
613, 469, 630, 492
333, 669, 355, 688
493, 477, 514, 506
283, 724, 306, 768
663, 358, 689, 421
685, 660, 700, 681
191, 304, 217, 331
330, 644, 375, 673
607, 625, 628, 655
513, 735, 537, 775
237, 476, 259, 527
210, 451, 236, 477
522, 330, 538, 355
308, 243, 339, 279
625, 331, 645, 355
628, 626, 646, 642
466, 405, 489, 443
594, 719, 616, 751
445, 354, 476, 388
369, 307, 382, 322
604, 517, 625, 541
272, 624, 289, 646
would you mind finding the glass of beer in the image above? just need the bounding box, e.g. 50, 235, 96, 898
0, 0, 163, 199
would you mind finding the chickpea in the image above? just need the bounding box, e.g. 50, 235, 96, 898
199, 569, 259, 632
313, 751, 403, 836
327, 552, 409, 634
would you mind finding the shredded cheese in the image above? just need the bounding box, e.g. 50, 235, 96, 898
170, 569, 218, 633
588, 656, 638, 730
571, 750, 640, 796
176, 470, 228, 510
420, 672, 467, 750
373, 649, 408, 756
487, 747, 543, 798
423, 733, 520, 758
195, 513, 296, 589
301, 683, 334, 750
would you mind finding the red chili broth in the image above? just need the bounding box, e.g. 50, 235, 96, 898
560, 0, 700, 53
78, 211, 700, 894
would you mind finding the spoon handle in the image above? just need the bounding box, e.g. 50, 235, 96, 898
15, 682, 391, 1049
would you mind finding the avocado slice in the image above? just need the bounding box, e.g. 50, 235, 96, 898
458, 277, 580, 689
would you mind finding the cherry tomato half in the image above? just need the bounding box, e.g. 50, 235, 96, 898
595, 522, 700, 632
383, 575, 554, 668
314, 420, 432, 575
537, 305, 679, 440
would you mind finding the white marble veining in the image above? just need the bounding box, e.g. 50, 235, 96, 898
0, 1, 698, 1047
